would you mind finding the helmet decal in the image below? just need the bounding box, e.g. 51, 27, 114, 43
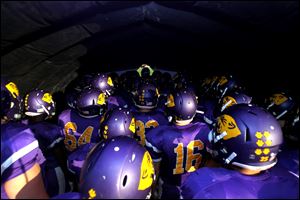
24, 94, 29, 109
5, 82, 19, 98
270, 93, 288, 105
129, 118, 136, 133
42, 93, 53, 104
216, 114, 241, 140
138, 151, 154, 190
107, 77, 114, 87
97, 93, 106, 105
103, 125, 109, 139
88, 188, 96, 199
218, 76, 228, 86
222, 96, 237, 109
167, 94, 175, 108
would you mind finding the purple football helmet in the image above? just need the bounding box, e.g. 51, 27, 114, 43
1, 78, 22, 120
264, 92, 295, 120
76, 88, 107, 117
133, 82, 160, 109
100, 107, 135, 140
166, 89, 198, 121
65, 73, 95, 109
91, 73, 114, 96
24, 89, 56, 118
79, 136, 154, 199
214, 75, 242, 99
220, 91, 252, 112
210, 104, 283, 170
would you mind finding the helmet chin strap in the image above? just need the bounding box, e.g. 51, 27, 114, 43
175, 118, 193, 126
232, 159, 277, 171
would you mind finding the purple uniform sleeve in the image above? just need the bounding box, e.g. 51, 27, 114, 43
1, 122, 44, 183
67, 143, 96, 179
28, 122, 64, 151
145, 126, 166, 162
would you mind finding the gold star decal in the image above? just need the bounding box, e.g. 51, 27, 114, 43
263, 131, 271, 138
256, 140, 264, 147
255, 149, 262, 155
265, 140, 272, 146
263, 148, 270, 155
255, 132, 263, 139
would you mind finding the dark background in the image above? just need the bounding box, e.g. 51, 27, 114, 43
1, 1, 299, 102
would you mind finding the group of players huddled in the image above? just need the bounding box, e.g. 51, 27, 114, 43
1, 64, 299, 199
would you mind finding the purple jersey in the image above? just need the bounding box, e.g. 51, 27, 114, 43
1, 122, 46, 198
181, 166, 299, 199
67, 143, 96, 181
145, 122, 211, 198
22, 120, 64, 156
58, 109, 102, 153
132, 109, 169, 146
51, 192, 81, 199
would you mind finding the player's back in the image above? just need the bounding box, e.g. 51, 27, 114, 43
132, 109, 169, 146
146, 121, 210, 186
58, 109, 101, 153
181, 166, 299, 199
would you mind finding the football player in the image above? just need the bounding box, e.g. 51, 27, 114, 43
67, 107, 136, 182
181, 104, 299, 198
52, 136, 155, 199
58, 87, 106, 154
22, 89, 71, 196
131, 82, 169, 146
91, 73, 130, 109
1, 79, 48, 199
145, 89, 211, 199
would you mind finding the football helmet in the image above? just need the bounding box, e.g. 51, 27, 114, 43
133, 82, 160, 110
100, 107, 135, 140
65, 73, 94, 109
91, 73, 115, 96
79, 136, 154, 199
76, 88, 107, 117
166, 89, 198, 121
210, 104, 283, 170
220, 91, 252, 112
264, 92, 295, 120
1, 78, 22, 120
24, 89, 56, 117
214, 75, 242, 99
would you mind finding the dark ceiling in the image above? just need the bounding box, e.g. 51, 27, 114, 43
1, 1, 299, 99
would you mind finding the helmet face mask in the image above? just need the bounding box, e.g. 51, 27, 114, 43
79, 136, 154, 199
211, 104, 283, 171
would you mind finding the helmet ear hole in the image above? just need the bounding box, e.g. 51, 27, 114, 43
122, 175, 128, 187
